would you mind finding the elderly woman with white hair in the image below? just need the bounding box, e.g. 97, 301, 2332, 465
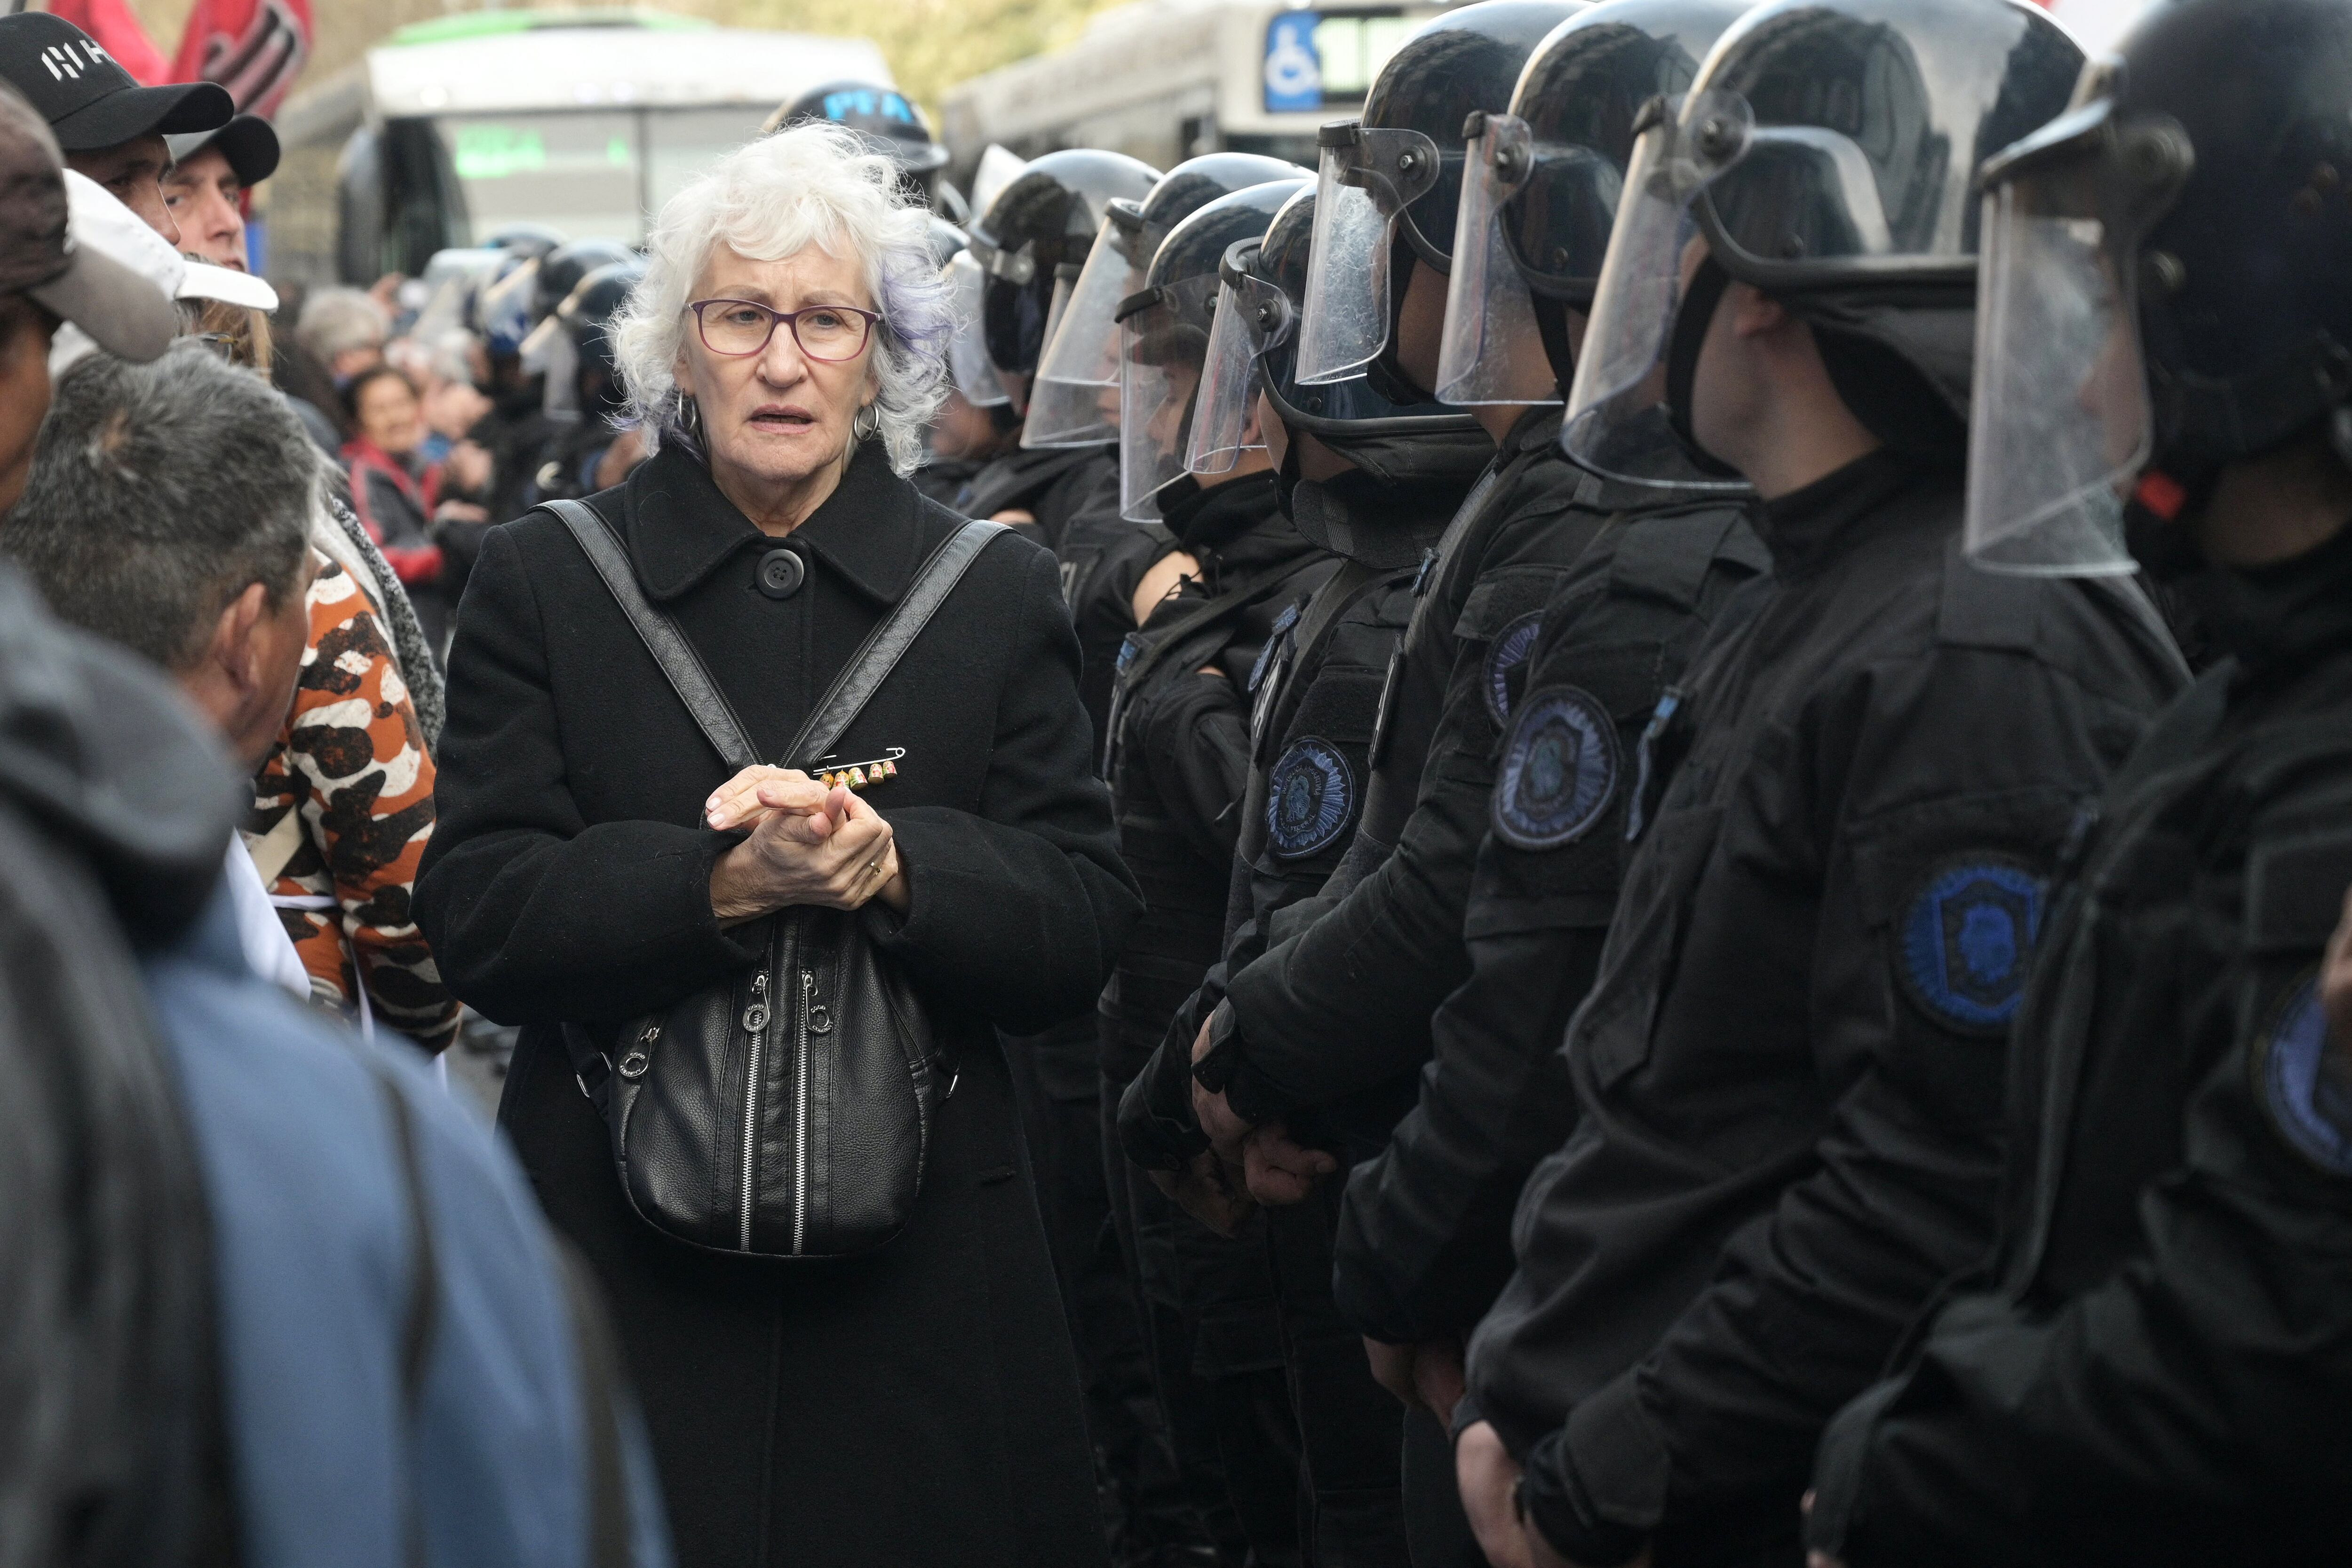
414, 124, 1139, 1567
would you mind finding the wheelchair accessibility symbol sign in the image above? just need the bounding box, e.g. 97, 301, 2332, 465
1263, 13, 1323, 113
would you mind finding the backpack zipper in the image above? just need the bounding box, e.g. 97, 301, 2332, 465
739, 966, 771, 1252
792, 967, 816, 1254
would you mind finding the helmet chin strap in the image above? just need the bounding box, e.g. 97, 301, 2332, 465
1662, 256, 1743, 481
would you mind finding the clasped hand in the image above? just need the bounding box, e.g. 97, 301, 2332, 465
705, 766, 908, 924
1187, 1015, 1340, 1207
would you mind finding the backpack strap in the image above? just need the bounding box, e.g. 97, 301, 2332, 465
550, 496, 1005, 776
545, 497, 760, 774
781, 518, 1006, 768
364, 1061, 437, 1568
551, 1243, 635, 1568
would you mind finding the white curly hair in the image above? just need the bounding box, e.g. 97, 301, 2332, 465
610, 121, 953, 475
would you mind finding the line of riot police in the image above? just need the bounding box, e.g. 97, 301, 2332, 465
926, 2, 2352, 1563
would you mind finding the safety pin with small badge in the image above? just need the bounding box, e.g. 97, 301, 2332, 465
813, 747, 906, 790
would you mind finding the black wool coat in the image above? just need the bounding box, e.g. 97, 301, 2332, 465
414, 440, 1140, 1568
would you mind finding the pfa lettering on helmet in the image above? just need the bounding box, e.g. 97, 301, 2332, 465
1491, 686, 1621, 852
2251, 978, 2352, 1178
1264, 737, 1357, 860
1483, 610, 1543, 724
1895, 856, 2045, 1035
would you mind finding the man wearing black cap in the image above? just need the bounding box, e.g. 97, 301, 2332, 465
0, 78, 176, 511
0, 12, 228, 245
164, 113, 275, 271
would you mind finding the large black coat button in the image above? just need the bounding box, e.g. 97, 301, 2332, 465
756, 547, 805, 600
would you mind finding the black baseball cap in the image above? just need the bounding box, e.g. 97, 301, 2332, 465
0, 83, 176, 361
0, 14, 229, 154
166, 114, 279, 187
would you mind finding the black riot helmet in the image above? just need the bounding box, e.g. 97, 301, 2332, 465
482, 222, 565, 262
1117, 178, 1310, 517
1966, 0, 2352, 578
764, 80, 952, 204
1028, 151, 1307, 449
1562, 0, 2083, 488
968, 148, 1162, 386
1440, 0, 1758, 407
1192, 185, 1488, 492
560, 258, 645, 418
533, 238, 635, 325
1294, 0, 1589, 388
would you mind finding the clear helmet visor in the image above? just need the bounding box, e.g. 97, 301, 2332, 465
1964, 164, 2148, 577
1561, 91, 1755, 491
1188, 269, 1288, 477
479, 259, 540, 357
1437, 114, 1560, 408
1120, 275, 1220, 521
522, 317, 581, 418
945, 251, 1012, 409
1294, 126, 1438, 387
1026, 223, 1145, 447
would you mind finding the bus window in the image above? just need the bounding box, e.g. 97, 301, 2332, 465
435, 111, 643, 243
644, 107, 774, 217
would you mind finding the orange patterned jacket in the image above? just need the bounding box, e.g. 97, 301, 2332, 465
242, 551, 461, 1051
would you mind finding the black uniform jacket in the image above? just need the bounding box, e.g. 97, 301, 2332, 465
1119, 464, 1476, 1172
1468, 452, 2188, 1567
414, 440, 1140, 1568
1099, 471, 1336, 1088
1211, 414, 1669, 1139
1807, 523, 2352, 1568
1333, 494, 1767, 1347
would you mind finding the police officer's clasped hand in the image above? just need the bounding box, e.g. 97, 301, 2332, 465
1154, 1146, 1257, 1238
1190, 1014, 1255, 1159
705, 765, 906, 920
1363, 1335, 1463, 1427
1240, 1121, 1337, 1205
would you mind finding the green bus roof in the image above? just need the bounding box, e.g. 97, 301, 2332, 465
387, 8, 714, 47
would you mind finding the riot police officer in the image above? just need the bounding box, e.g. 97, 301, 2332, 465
1446, 1, 2188, 1563
524, 257, 645, 504
962, 148, 1159, 562
763, 78, 966, 218
1101, 177, 1326, 1568
920, 219, 1025, 507
1044, 152, 1313, 745
1804, 1, 2352, 1560
1119, 174, 1494, 1565
1250, 7, 1763, 1563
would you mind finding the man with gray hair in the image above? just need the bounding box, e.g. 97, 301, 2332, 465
4, 341, 318, 996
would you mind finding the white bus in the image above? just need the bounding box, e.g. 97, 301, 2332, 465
266, 7, 889, 286
938, 0, 1447, 175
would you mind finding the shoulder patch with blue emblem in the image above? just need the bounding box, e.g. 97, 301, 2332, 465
1484, 611, 1544, 725
1265, 737, 1356, 860
1491, 686, 1621, 852
1896, 857, 2044, 1035
2252, 979, 2352, 1176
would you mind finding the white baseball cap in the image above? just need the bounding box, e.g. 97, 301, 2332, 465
51, 168, 278, 376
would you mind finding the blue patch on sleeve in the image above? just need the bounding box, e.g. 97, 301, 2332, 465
1897, 859, 2044, 1034
1264, 736, 1355, 860
1490, 686, 1620, 852
1250, 601, 1301, 694
1484, 611, 1543, 724
2254, 979, 2352, 1176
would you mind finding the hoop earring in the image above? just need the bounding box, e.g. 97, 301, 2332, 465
679, 395, 703, 441
854, 403, 880, 441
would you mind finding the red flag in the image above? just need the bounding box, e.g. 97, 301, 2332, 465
43, 0, 170, 85
168, 0, 312, 119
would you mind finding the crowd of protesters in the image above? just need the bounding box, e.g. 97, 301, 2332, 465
9, 2, 2352, 1568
